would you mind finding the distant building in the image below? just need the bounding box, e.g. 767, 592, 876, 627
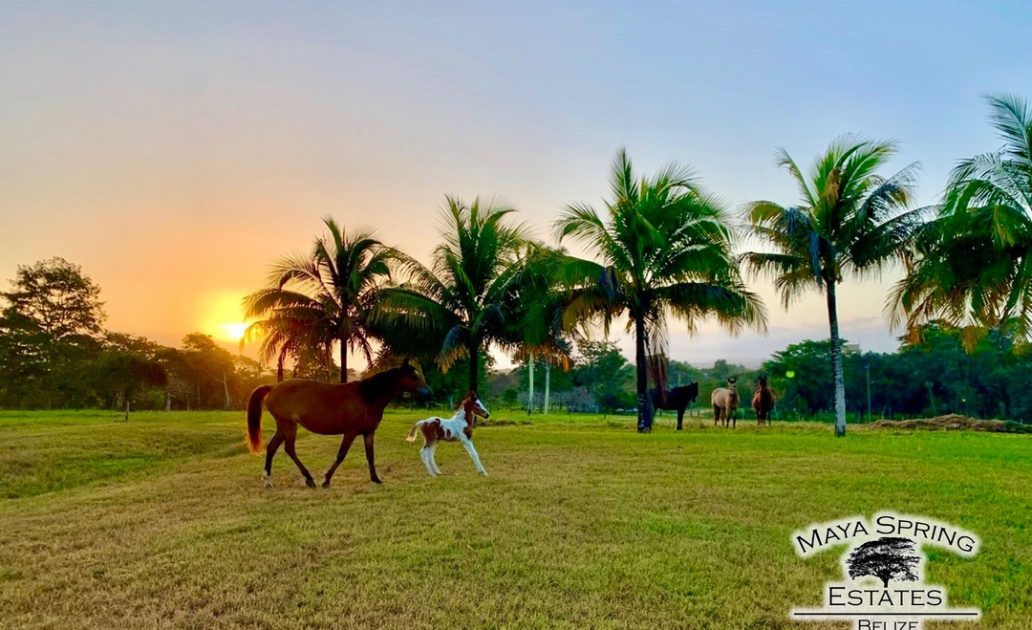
843, 343, 860, 355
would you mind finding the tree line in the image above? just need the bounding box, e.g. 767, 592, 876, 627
3, 95, 1030, 434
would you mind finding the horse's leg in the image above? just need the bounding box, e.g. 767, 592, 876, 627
322, 432, 358, 488
362, 432, 382, 484
676, 408, 685, 431
263, 429, 285, 487
428, 442, 442, 475
420, 441, 437, 476
282, 426, 316, 488
458, 435, 487, 476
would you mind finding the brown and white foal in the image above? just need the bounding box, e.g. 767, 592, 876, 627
406, 391, 490, 477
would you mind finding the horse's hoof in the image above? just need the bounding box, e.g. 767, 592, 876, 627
479, 471, 488, 477
321, 480, 331, 488
371, 477, 383, 484
305, 478, 316, 488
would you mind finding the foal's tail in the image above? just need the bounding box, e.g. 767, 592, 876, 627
246, 385, 274, 453
405, 420, 423, 443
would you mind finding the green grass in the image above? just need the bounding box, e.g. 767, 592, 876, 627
0, 409, 1029, 629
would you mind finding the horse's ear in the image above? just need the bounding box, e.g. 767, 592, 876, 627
402, 356, 410, 367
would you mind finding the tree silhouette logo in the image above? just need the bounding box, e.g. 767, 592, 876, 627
847, 537, 920, 587
789, 512, 981, 628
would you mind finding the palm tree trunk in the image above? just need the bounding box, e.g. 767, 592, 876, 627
339, 338, 348, 383
527, 351, 535, 414
826, 281, 847, 437
223, 372, 231, 410
469, 343, 479, 392
544, 362, 551, 414
635, 316, 653, 433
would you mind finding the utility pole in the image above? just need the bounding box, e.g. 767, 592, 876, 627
527, 352, 535, 415
543, 362, 551, 414
864, 359, 871, 421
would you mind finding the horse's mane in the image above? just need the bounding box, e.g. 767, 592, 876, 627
357, 366, 401, 400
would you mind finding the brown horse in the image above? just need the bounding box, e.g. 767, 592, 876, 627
246, 361, 431, 487
752, 375, 775, 426
711, 377, 740, 428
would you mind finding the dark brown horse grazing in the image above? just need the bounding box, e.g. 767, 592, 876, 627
752, 375, 775, 426
246, 361, 431, 487
650, 383, 700, 430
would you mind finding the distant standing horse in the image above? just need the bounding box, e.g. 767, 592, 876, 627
711, 377, 740, 428
246, 361, 431, 487
752, 375, 775, 426
650, 383, 700, 430
406, 391, 490, 476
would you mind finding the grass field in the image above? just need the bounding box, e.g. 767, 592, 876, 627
0, 409, 1029, 629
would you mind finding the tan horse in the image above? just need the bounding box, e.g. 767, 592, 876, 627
752, 375, 775, 426
711, 377, 740, 428
246, 361, 431, 487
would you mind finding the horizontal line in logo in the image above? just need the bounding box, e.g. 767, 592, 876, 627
792, 612, 979, 617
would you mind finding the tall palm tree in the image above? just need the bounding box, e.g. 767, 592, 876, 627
556, 149, 765, 433
376, 197, 531, 392
243, 217, 398, 383
507, 246, 572, 413
745, 136, 921, 436
893, 95, 1032, 344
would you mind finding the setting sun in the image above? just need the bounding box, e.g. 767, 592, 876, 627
198, 292, 251, 344
220, 322, 249, 342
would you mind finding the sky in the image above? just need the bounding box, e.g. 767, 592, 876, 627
1, 1, 1030, 369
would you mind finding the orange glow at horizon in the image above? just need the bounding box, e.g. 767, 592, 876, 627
199, 292, 252, 344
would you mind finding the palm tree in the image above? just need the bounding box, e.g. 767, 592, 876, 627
744, 136, 921, 436
892, 95, 1032, 344
377, 197, 531, 392
507, 246, 572, 413
243, 217, 398, 383
556, 149, 765, 433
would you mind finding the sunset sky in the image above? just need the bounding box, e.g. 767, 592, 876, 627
2, 1, 1030, 369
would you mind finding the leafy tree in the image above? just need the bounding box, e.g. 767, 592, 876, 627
745, 137, 922, 436
378, 197, 531, 392
244, 217, 399, 383
556, 149, 764, 432
571, 339, 634, 413
93, 333, 167, 420
0, 258, 105, 408
894, 95, 1032, 344
847, 537, 920, 587
181, 333, 236, 409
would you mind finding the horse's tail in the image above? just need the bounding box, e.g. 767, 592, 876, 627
247, 385, 274, 453
406, 420, 423, 443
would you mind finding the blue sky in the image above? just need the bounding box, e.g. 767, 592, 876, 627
1, 1, 1030, 367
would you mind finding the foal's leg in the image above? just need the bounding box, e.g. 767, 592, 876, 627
428, 442, 442, 475
263, 429, 285, 487
322, 432, 358, 488
458, 435, 487, 476
282, 425, 316, 488
362, 432, 382, 484
420, 441, 437, 476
